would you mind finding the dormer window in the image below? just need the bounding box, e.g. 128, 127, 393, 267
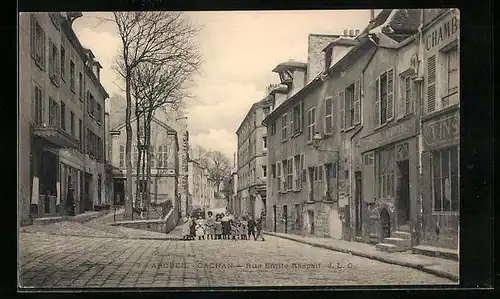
279, 70, 293, 84
325, 47, 333, 71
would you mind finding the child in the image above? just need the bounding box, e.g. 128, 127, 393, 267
182, 216, 191, 241
240, 218, 248, 240
190, 217, 197, 240
195, 219, 205, 240
205, 211, 215, 240
230, 220, 238, 240
214, 216, 223, 240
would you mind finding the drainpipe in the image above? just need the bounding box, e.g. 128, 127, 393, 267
416, 9, 425, 245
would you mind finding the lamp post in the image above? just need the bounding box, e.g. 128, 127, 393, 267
312, 132, 340, 201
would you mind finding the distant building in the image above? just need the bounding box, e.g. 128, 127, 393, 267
187, 159, 217, 215
19, 12, 109, 225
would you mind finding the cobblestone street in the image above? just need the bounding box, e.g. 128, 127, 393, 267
19, 229, 454, 288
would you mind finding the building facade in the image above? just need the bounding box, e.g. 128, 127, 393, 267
109, 115, 181, 219
19, 12, 109, 225
187, 159, 217, 215
236, 95, 273, 218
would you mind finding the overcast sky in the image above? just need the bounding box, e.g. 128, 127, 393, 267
72, 10, 374, 160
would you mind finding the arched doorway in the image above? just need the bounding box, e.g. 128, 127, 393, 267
380, 208, 391, 239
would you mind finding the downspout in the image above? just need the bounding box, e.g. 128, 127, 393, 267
82, 68, 87, 214
416, 9, 425, 245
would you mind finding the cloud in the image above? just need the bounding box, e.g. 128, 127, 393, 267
190, 129, 237, 160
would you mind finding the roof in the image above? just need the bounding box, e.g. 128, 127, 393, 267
272, 60, 307, 73
362, 9, 421, 43
112, 115, 177, 134
323, 37, 359, 52
235, 95, 273, 134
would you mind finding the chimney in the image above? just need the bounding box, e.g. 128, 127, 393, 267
370, 9, 375, 21
355, 29, 360, 36
349, 29, 354, 37
343, 29, 348, 36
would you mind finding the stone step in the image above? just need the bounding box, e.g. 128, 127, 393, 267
398, 225, 411, 233
383, 237, 411, 249
369, 233, 379, 244
375, 243, 399, 253
392, 231, 411, 240
412, 245, 459, 261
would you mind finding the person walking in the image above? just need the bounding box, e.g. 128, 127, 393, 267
255, 216, 265, 241
66, 182, 75, 216
182, 215, 191, 241
247, 216, 256, 241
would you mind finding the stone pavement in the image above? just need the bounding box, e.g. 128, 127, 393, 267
19, 232, 455, 288
265, 231, 459, 282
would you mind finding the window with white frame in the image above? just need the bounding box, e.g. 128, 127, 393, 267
281, 114, 288, 141
294, 155, 301, 189
345, 84, 355, 128
374, 69, 394, 126
48, 39, 60, 85
432, 146, 459, 212
376, 146, 396, 199
292, 103, 303, 135
270, 121, 276, 135
277, 162, 282, 191
403, 76, 414, 115
307, 107, 316, 142
287, 158, 293, 191
119, 145, 125, 167
48, 97, 59, 127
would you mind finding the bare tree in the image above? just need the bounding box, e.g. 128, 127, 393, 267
189, 145, 210, 167
111, 12, 201, 219
207, 151, 232, 193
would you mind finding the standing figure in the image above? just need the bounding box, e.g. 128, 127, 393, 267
240, 218, 248, 240
205, 211, 215, 240
66, 182, 75, 216
189, 217, 197, 240
182, 216, 191, 240
247, 216, 256, 241
214, 215, 223, 240
220, 213, 228, 239
255, 216, 265, 241
230, 218, 238, 240
196, 218, 205, 240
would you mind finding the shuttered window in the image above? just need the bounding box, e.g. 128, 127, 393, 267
48, 39, 60, 85
119, 145, 125, 167
294, 155, 301, 189
307, 107, 316, 142
340, 90, 345, 130
354, 79, 361, 124
387, 69, 394, 120
277, 162, 282, 192
374, 79, 380, 125
281, 114, 288, 141
301, 154, 306, 183
324, 97, 333, 134
375, 69, 394, 126
345, 84, 355, 128
427, 55, 436, 113
287, 158, 294, 191
30, 15, 46, 70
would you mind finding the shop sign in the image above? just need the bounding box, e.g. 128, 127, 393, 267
361, 121, 415, 151
425, 14, 459, 51
423, 114, 459, 148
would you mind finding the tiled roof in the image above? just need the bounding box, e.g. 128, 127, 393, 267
382, 9, 422, 42
272, 60, 307, 72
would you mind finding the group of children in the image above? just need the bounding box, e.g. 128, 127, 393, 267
181, 211, 265, 241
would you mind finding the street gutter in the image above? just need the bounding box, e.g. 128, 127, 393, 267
264, 231, 458, 282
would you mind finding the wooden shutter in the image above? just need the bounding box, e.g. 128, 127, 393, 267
340, 90, 345, 130
41, 29, 46, 69
30, 15, 36, 58
301, 102, 305, 131
387, 69, 394, 120
289, 108, 294, 135
301, 154, 306, 183
324, 97, 333, 134
354, 79, 361, 124
427, 55, 437, 113
363, 152, 375, 203
374, 78, 380, 126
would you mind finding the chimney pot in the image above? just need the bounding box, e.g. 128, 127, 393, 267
349, 29, 354, 37
343, 29, 348, 36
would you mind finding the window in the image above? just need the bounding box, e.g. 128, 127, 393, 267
294, 155, 301, 189
48, 97, 59, 127
263, 107, 270, 118
48, 40, 60, 85
324, 97, 333, 134
427, 55, 437, 113
30, 15, 46, 69
60, 46, 66, 79
444, 47, 459, 107
70, 60, 75, 91
376, 146, 396, 199
150, 146, 155, 168
271, 164, 276, 178
432, 146, 459, 212
278, 161, 284, 191
281, 114, 288, 141
287, 158, 293, 191
345, 84, 355, 128
262, 165, 267, 178
60, 102, 66, 131
158, 145, 168, 168
325, 47, 333, 71
70, 111, 75, 136
292, 103, 303, 135
97, 174, 102, 204
270, 122, 276, 135
78, 72, 83, 99
33, 85, 44, 125
78, 119, 82, 149
96, 103, 102, 123
403, 76, 413, 115
133, 145, 138, 165
87, 92, 95, 116
301, 154, 306, 183
318, 165, 323, 181
375, 69, 394, 126
262, 136, 267, 149
307, 107, 316, 142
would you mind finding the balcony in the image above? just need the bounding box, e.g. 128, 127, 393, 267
32, 122, 79, 149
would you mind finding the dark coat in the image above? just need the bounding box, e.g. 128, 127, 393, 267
190, 220, 196, 236
255, 218, 263, 230
248, 219, 256, 231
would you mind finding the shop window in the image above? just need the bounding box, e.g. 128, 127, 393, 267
432, 146, 459, 212
376, 146, 396, 199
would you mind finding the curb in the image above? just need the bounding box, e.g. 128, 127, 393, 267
265, 232, 458, 282
20, 231, 183, 241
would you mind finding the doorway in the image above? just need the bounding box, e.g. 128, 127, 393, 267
308, 167, 314, 201
283, 205, 288, 233
84, 173, 93, 211
308, 210, 314, 234
273, 205, 277, 232
380, 208, 391, 239
396, 160, 410, 226
355, 171, 363, 237
114, 179, 125, 205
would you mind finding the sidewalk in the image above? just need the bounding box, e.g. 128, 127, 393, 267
265, 231, 459, 282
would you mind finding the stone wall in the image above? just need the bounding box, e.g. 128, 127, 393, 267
306, 34, 340, 84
